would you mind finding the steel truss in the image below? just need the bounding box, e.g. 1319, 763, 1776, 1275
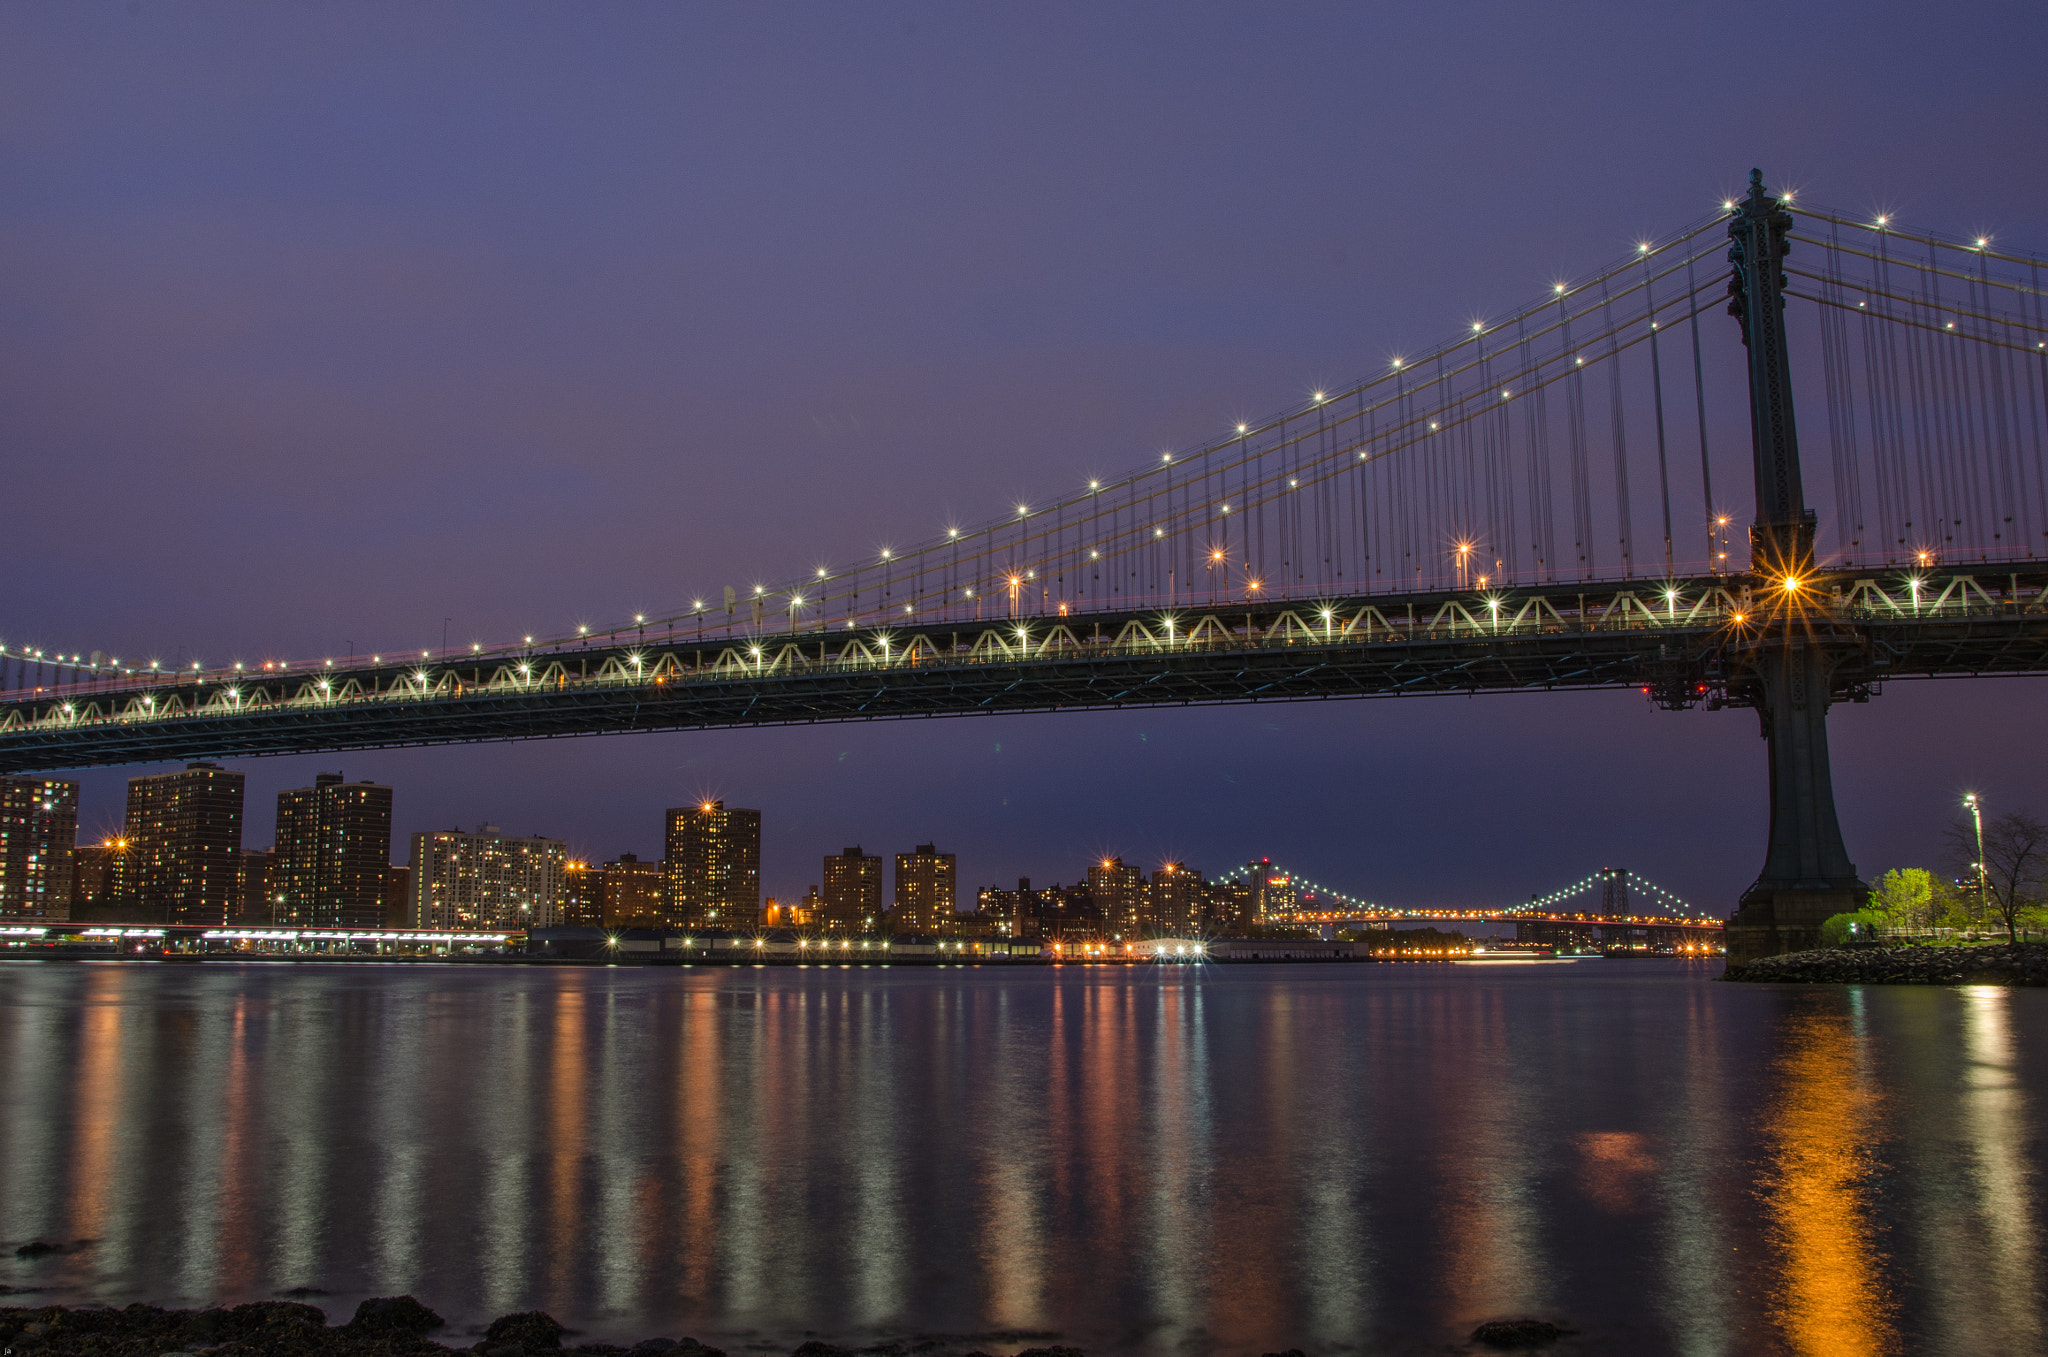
4, 564, 2048, 772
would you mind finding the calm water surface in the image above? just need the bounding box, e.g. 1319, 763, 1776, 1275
0, 959, 2042, 1356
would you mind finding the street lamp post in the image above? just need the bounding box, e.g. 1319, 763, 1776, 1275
1965, 792, 1987, 925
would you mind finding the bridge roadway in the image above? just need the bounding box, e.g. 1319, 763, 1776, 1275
1284, 910, 1721, 932
5, 564, 2048, 771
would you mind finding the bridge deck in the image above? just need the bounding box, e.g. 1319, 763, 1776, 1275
5, 566, 2047, 771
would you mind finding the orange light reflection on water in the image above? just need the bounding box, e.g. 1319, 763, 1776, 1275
1760, 1003, 1895, 1356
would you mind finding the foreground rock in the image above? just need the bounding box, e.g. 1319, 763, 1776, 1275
0, 1301, 732, 1356
1723, 942, 2048, 986
1471, 1319, 1570, 1349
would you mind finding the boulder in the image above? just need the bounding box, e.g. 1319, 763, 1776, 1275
486, 1310, 567, 1351
350, 1294, 445, 1334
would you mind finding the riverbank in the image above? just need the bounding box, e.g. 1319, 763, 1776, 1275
1723, 941, 2048, 985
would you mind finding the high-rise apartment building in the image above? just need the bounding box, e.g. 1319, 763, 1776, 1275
665, 801, 760, 927
560, 860, 604, 927
821, 845, 883, 932
125, 762, 245, 924
1088, 856, 1143, 936
1244, 860, 1297, 921
0, 776, 77, 921
892, 843, 957, 933
381, 865, 411, 928
71, 836, 134, 921
273, 774, 393, 928
603, 854, 667, 927
1144, 862, 1207, 935
408, 824, 566, 930
238, 848, 275, 923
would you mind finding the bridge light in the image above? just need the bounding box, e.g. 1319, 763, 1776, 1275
1471, 321, 1483, 332
1875, 215, 1888, 227
754, 584, 765, 595
1781, 576, 1802, 593
524, 636, 532, 644
579, 626, 588, 635
1312, 391, 1325, 402
1088, 479, 1100, 491
1976, 237, 1989, 249
472, 644, 481, 653
1732, 613, 1747, 625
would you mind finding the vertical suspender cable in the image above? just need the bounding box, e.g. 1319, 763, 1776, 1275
1641, 251, 1674, 575
1685, 252, 1716, 571
1598, 276, 1634, 577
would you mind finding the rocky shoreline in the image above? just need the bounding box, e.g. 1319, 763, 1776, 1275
1722, 942, 2048, 986
0, 1299, 1574, 1355
0, 1300, 1102, 1357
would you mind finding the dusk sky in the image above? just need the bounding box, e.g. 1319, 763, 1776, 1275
5, 2, 2046, 910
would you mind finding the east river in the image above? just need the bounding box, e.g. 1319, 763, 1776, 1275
0, 960, 2042, 1356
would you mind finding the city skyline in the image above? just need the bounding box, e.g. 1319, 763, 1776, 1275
20, 762, 1419, 925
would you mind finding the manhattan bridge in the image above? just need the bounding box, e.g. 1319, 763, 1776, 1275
5, 173, 2047, 958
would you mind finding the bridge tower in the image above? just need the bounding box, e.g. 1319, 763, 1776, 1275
1599, 868, 1627, 917
1722, 169, 1865, 960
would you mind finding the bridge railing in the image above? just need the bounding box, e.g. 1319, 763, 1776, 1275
3, 569, 2045, 735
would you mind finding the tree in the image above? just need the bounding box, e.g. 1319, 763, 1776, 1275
1866, 868, 1934, 932
1945, 809, 2047, 946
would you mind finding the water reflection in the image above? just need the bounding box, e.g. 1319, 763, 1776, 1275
1938, 988, 2043, 1350
0, 962, 2040, 1355
1758, 997, 1893, 1356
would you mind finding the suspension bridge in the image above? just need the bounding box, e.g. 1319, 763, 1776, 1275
5, 172, 2046, 959
1221, 864, 1721, 935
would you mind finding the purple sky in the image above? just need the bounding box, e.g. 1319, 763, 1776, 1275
5, 3, 2046, 910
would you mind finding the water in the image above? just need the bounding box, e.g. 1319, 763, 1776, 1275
0, 959, 2042, 1356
